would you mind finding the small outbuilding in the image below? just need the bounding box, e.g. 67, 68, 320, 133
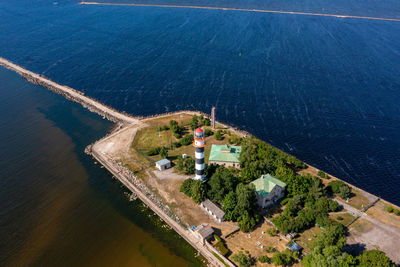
200, 199, 225, 223
191, 224, 214, 244
155, 158, 171, 171
251, 174, 286, 209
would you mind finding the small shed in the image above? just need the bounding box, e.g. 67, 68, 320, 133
155, 159, 171, 171
200, 199, 225, 223
192, 224, 214, 244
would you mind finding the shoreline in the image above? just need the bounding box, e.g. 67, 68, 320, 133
1, 57, 399, 264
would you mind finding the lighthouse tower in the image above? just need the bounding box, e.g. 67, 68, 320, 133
193, 128, 206, 181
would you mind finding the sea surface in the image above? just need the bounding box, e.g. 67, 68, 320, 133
0, 0, 399, 261
0, 67, 202, 266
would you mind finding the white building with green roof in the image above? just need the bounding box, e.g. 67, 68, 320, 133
208, 144, 241, 169
250, 174, 286, 209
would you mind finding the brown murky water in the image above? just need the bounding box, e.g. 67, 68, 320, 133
0, 68, 202, 267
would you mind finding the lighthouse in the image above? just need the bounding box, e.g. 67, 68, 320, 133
193, 128, 206, 181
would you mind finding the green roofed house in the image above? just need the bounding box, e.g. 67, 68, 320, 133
208, 144, 241, 169
250, 174, 286, 209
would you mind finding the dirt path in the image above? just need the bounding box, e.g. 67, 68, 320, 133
335, 198, 400, 263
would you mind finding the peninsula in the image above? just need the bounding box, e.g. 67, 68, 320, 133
1, 58, 399, 266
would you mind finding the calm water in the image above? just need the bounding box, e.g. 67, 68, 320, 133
0, 0, 399, 249
0, 68, 202, 266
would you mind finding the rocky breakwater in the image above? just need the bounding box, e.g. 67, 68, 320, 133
0, 57, 139, 124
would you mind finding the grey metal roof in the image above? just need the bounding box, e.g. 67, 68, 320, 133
201, 199, 225, 219
196, 224, 214, 238
156, 158, 171, 166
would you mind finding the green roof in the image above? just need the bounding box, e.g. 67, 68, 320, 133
208, 144, 241, 163
250, 174, 286, 198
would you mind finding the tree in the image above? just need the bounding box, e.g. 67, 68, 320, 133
284, 195, 304, 216
357, 250, 395, 267
222, 191, 237, 221
184, 157, 195, 175
207, 166, 237, 203
232, 251, 252, 267
180, 179, 194, 197
302, 223, 349, 267
338, 185, 351, 199
238, 211, 257, 232
180, 134, 193, 146
190, 180, 206, 203
271, 251, 294, 266
190, 115, 199, 130
258, 255, 271, 263
327, 180, 351, 198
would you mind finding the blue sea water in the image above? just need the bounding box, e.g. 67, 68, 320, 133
1, 0, 400, 205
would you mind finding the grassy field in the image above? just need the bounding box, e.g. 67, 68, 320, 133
329, 212, 356, 226
294, 226, 322, 253
133, 113, 242, 167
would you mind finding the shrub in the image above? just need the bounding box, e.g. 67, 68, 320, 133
162, 125, 169, 131
215, 130, 223, 140
271, 251, 294, 266
258, 255, 271, 263
337, 216, 344, 221
173, 142, 181, 148
180, 134, 193, 146
328, 180, 351, 198
386, 206, 394, 213
180, 179, 194, 197
267, 228, 279, 237
280, 198, 290, 205
147, 147, 161, 156
394, 209, 400, 216
317, 170, 330, 179
204, 129, 213, 137
174, 132, 182, 139
232, 251, 252, 267
265, 246, 276, 253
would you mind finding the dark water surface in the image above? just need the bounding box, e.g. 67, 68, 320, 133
0, 68, 201, 266
0, 0, 399, 214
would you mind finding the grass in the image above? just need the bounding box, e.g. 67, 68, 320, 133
294, 226, 322, 253
211, 252, 229, 267
339, 189, 371, 210
329, 212, 356, 226
133, 113, 242, 167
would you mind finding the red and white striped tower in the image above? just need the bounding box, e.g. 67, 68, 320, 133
193, 128, 206, 180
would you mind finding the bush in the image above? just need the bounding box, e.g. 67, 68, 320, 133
174, 132, 182, 139
337, 216, 344, 221
180, 134, 193, 146
328, 180, 351, 198
147, 147, 161, 156
265, 246, 276, 253
386, 206, 394, 213
317, 170, 330, 179
232, 251, 252, 267
267, 228, 279, 237
173, 142, 181, 148
394, 209, 400, 216
204, 128, 213, 137
162, 125, 169, 131
215, 130, 223, 140
280, 198, 290, 205
258, 255, 271, 263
